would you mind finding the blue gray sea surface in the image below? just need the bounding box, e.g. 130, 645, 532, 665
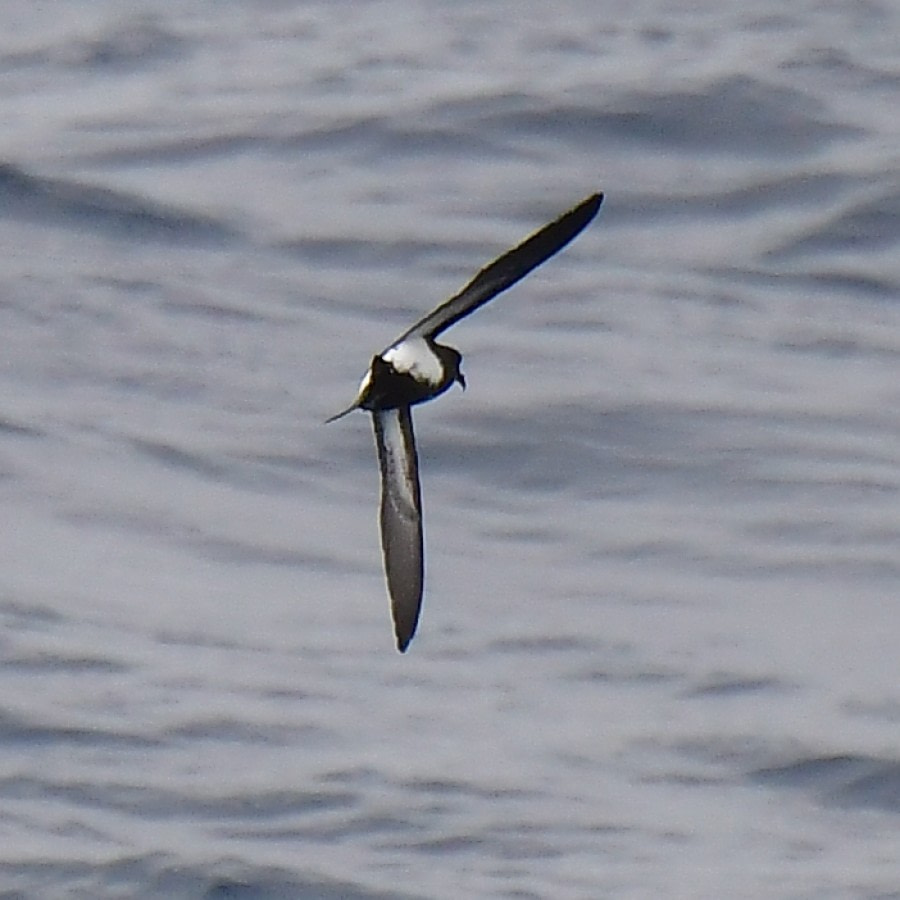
1, 2, 898, 898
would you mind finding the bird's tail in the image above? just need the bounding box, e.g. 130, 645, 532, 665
324, 401, 361, 424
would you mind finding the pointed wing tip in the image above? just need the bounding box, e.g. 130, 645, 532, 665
393, 610, 419, 652
391, 601, 421, 653
580, 191, 604, 219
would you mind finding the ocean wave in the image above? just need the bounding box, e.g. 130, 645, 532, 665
434, 75, 859, 156
753, 753, 900, 813
0, 162, 238, 243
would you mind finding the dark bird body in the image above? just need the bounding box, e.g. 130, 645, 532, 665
328, 193, 603, 651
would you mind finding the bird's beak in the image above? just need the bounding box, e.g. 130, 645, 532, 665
457, 371, 466, 391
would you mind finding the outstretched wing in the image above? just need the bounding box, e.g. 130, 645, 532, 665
389, 192, 603, 347
372, 406, 424, 652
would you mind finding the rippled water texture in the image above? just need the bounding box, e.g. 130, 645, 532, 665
1, 1, 899, 897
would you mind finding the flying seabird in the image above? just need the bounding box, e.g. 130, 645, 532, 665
328, 193, 603, 651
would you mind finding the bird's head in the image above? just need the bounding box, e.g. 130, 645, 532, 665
437, 344, 466, 392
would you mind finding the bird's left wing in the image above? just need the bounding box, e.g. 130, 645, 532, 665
372, 406, 424, 652
388, 192, 603, 348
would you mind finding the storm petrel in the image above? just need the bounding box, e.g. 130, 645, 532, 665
328, 193, 603, 652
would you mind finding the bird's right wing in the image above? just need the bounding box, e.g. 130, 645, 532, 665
389, 192, 603, 347
372, 406, 424, 652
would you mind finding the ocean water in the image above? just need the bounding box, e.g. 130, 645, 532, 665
1, 1, 899, 898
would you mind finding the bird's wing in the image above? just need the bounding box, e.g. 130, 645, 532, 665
372, 406, 423, 652
388, 192, 603, 347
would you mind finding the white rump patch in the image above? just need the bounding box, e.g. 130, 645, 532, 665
383, 337, 443, 386
357, 367, 373, 396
